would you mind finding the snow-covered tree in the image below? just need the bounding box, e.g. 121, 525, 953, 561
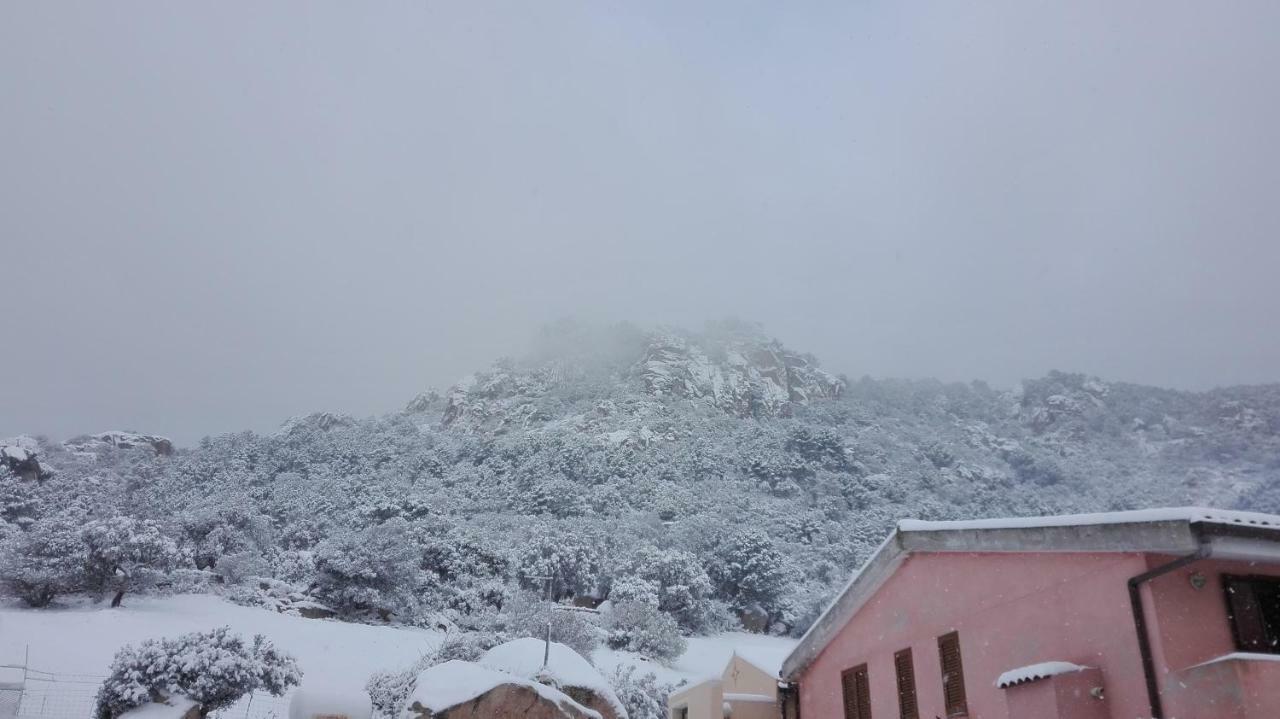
311, 517, 421, 617
605, 601, 686, 663
81, 516, 182, 607
95, 627, 301, 719
617, 546, 716, 631
708, 528, 796, 626
0, 513, 85, 606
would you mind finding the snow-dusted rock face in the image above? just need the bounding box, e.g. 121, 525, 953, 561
632, 331, 842, 419
1, 435, 52, 481
277, 413, 356, 437
64, 431, 174, 456
439, 324, 843, 428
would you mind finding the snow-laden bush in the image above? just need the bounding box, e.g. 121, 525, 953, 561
215, 550, 266, 585
0, 513, 85, 606
502, 591, 600, 658
365, 653, 434, 719
607, 666, 682, 719
311, 518, 421, 618
82, 516, 182, 607
707, 528, 796, 626
95, 626, 301, 719
616, 545, 717, 632
608, 576, 659, 607
605, 601, 686, 663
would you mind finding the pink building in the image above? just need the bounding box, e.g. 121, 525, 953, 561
780, 508, 1280, 719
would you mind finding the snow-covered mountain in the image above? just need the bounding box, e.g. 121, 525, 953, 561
2, 320, 1278, 641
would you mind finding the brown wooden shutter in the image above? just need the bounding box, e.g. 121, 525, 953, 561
842, 664, 871, 719
894, 649, 918, 719
1224, 575, 1269, 651
937, 632, 968, 717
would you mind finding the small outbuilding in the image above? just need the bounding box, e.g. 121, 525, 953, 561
668, 650, 782, 719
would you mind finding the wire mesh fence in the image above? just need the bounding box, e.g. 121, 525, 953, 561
0, 662, 290, 719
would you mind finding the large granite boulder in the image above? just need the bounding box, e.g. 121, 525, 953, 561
403, 661, 600, 719
1, 436, 51, 481
479, 639, 625, 719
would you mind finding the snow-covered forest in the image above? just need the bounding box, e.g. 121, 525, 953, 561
3, 320, 1279, 647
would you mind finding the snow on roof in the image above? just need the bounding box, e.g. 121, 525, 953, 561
479, 638, 623, 717
899, 507, 1280, 533
995, 661, 1089, 688
120, 696, 198, 719
732, 647, 782, 679
407, 660, 601, 719
723, 693, 774, 703
1191, 652, 1280, 669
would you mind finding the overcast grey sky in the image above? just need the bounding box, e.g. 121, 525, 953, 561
3, 1, 1279, 445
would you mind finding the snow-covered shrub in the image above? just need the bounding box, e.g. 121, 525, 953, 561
434, 630, 505, 662
502, 591, 600, 658
0, 514, 85, 606
707, 528, 796, 629
605, 601, 686, 663
365, 653, 434, 719
606, 666, 681, 719
81, 516, 182, 607
617, 545, 716, 631
215, 550, 266, 585
608, 576, 659, 607
516, 527, 603, 602
95, 626, 301, 719
311, 518, 421, 618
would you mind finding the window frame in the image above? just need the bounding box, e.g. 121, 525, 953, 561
1223, 573, 1280, 655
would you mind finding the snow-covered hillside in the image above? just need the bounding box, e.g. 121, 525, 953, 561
2, 319, 1277, 663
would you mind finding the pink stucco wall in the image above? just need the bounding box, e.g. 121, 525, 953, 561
797, 552, 1280, 719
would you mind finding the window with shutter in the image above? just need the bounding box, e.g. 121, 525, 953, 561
937, 632, 968, 717
841, 664, 871, 719
1224, 574, 1280, 653
894, 649, 918, 719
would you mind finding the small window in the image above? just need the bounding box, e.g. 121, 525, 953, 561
1224, 574, 1280, 653
841, 664, 871, 719
894, 648, 918, 719
937, 632, 968, 717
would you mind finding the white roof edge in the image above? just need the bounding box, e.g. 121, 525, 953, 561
899, 506, 1280, 532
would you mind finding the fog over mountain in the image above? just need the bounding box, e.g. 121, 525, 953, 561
4, 1, 1280, 445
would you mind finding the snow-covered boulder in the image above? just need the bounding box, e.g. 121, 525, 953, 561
1, 435, 51, 481
479, 638, 626, 719
289, 685, 372, 719
64, 431, 174, 456
403, 660, 600, 719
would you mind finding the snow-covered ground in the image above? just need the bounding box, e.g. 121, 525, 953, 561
0, 594, 796, 710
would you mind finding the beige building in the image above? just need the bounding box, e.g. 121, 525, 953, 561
668, 651, 782, 719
